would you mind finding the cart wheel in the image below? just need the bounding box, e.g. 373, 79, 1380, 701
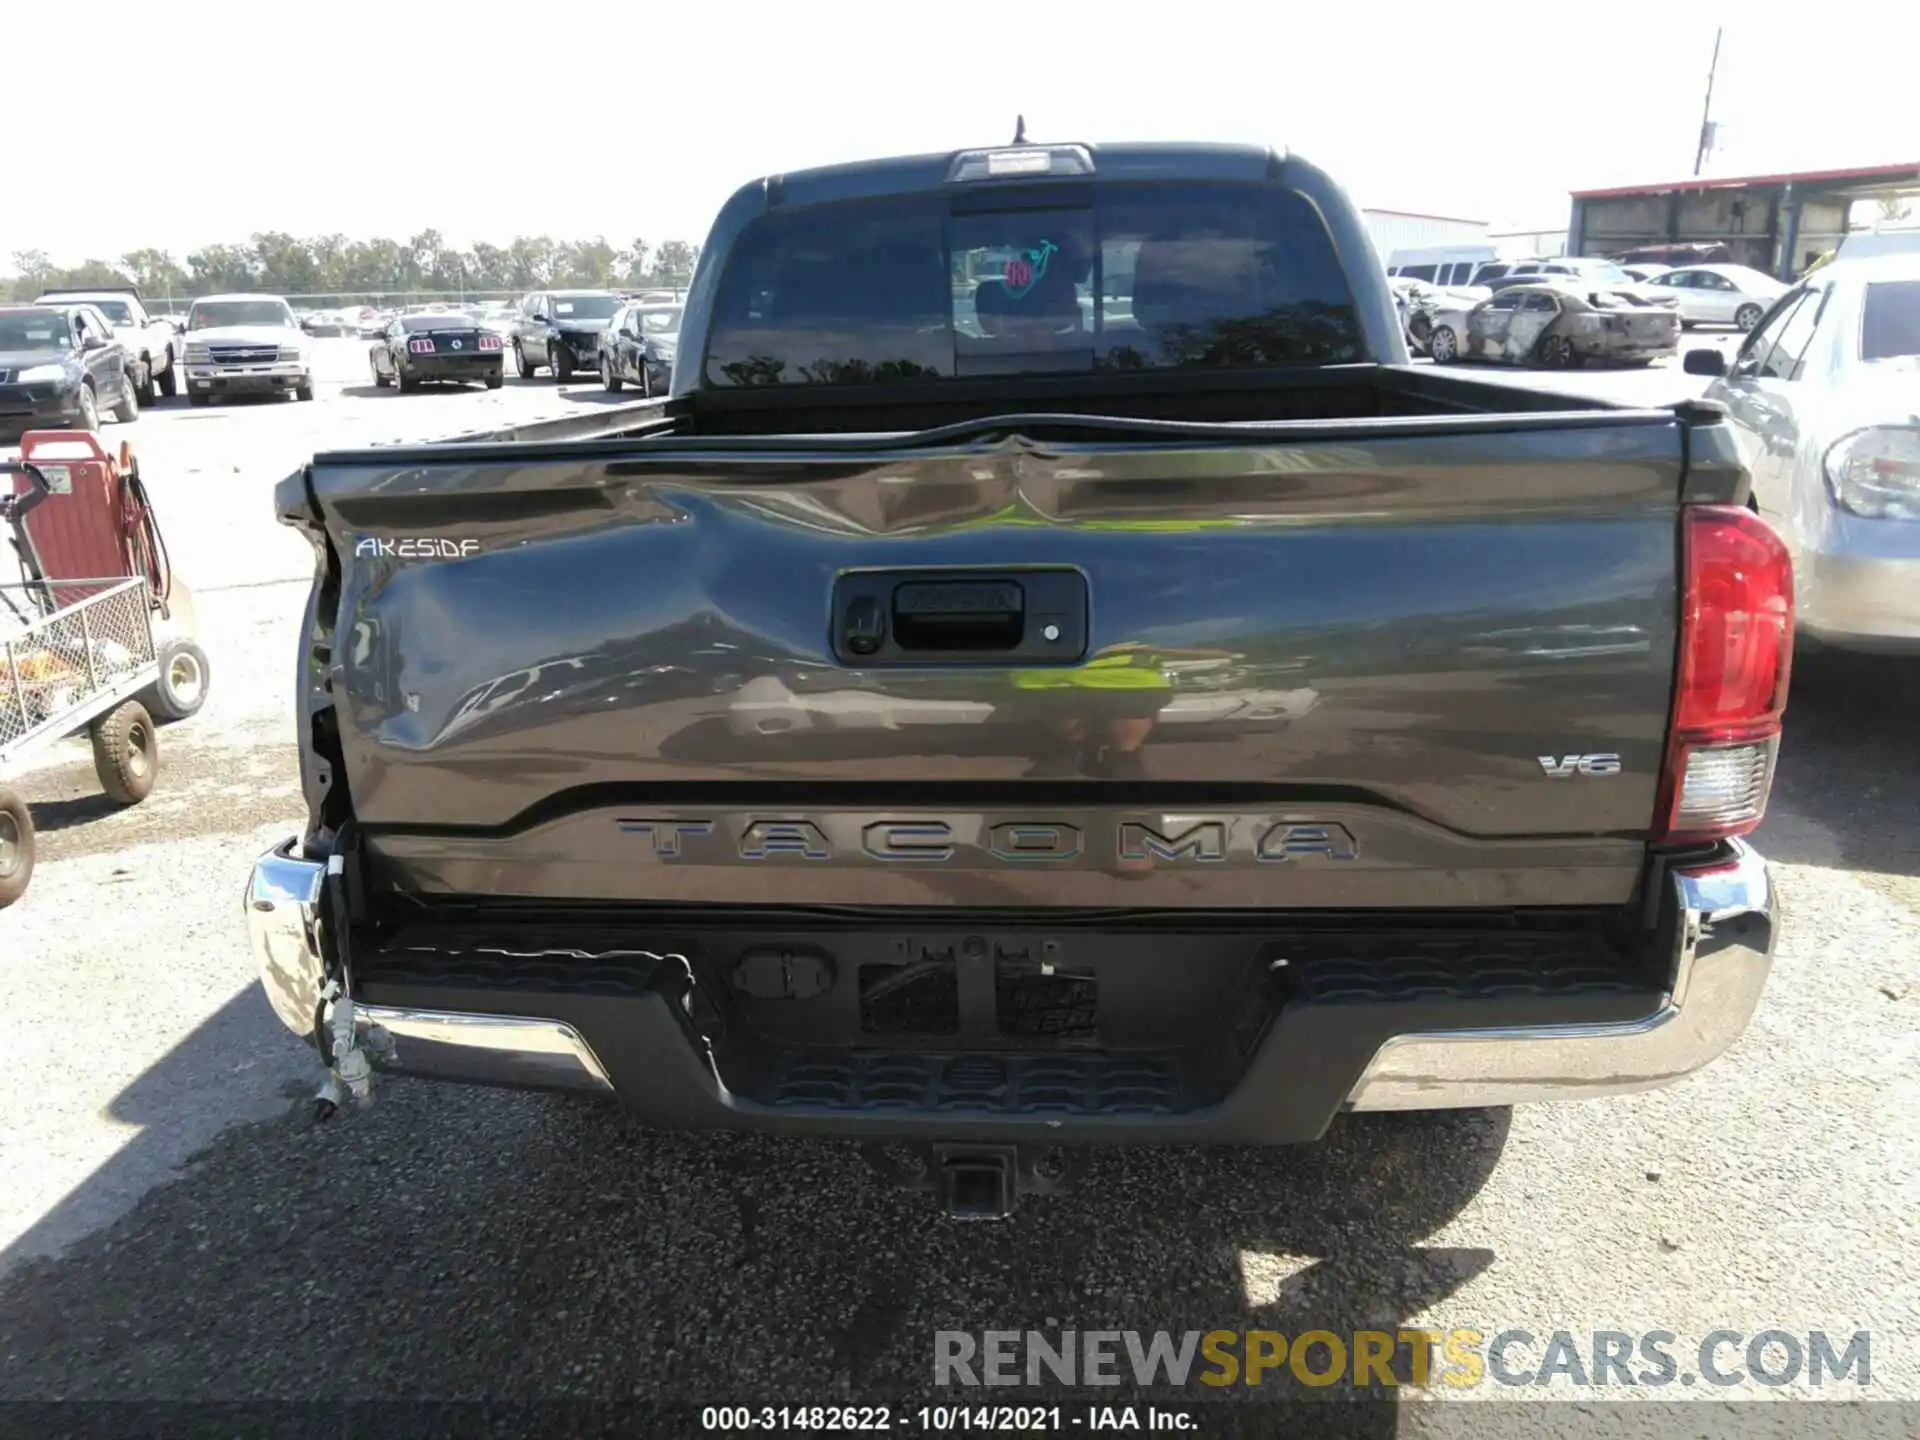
0, 786, 34, 908
138, 637, 211, 722
91, 700, 159, 805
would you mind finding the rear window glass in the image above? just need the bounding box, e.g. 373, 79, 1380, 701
57, 298, 133, 323
401, 314, 479, 332
703, 183, 1364, 388
1860, 280, 1920, 361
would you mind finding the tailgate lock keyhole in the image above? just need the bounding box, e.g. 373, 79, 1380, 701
844, 595, 886, 656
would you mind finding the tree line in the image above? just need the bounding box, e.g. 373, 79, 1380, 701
2, 232, 702, 304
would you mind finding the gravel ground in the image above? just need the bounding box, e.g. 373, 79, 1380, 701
0, 340, 1914, 1421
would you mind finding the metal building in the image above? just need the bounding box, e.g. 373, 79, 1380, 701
1361, 209, 1489, 259
1567, 162, 1920, 279
1488, 227, 1568, 260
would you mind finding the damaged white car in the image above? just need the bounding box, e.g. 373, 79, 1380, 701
1391, 276, 1490, 358
1426, 283, 1680, 368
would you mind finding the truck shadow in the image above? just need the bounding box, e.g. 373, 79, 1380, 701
1760, 645, 1920, 879
0, 983, 1505, 1423
337, 384, 497, 400
557, 389, 648, 407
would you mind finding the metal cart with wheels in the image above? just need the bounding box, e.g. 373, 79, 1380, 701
0, 457, 165, 909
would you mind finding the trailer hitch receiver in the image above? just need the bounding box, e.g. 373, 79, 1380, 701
862, 1142, 1083, 1219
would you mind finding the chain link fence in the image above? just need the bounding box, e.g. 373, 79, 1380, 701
61, 286, 692, 318
281, 281, 692, 310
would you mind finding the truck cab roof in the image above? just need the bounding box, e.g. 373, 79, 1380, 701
34, 286, 142, 300
741, 140, 1290, 210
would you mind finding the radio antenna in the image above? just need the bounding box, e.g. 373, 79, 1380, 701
1013, 114, 1028, 145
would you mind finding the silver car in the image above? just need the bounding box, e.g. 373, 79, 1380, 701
1686, 253, 1920, 651
1642, 263, 1788, 331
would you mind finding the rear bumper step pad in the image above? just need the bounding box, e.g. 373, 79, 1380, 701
245, 842, 1772, 1143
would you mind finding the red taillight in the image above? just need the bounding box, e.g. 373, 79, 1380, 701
407, 337, 435, 354
478, 334, 502, 351
1654, 506, 1794, 843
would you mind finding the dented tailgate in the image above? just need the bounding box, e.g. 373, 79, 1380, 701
300, 415, 1686, 912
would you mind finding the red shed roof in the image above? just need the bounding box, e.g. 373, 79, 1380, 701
1571, 161, 1920, 201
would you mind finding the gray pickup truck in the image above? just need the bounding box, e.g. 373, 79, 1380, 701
249, 140, 1790, 1217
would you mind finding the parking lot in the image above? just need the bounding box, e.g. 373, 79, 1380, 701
0, 335, 1914, 1417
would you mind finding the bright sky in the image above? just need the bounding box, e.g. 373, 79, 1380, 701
7, 2, 1915, 268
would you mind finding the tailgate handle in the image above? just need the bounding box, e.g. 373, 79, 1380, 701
832, 568, 1087, 666
892, 580, 1024, 652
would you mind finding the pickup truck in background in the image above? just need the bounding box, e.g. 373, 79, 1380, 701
250, 140, 1791, 1218
34, 288, 179, 405
180, 293, 314, 405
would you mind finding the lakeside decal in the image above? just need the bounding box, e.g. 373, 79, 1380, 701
353, 536, 482, 559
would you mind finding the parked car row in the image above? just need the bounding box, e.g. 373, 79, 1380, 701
500, 289, 680, 396
31, 289, 179, 404
4, 289, 317, 420
1388, 248, 1788, 369
1386, 243, 1920, 655
344, 289, 681, 397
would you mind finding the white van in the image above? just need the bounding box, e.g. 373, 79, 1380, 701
1385, 244, 1499, 289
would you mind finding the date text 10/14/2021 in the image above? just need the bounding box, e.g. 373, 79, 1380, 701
701, 1406, 1195, 1432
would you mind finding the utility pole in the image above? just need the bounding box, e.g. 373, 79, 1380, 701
1693, 26, 1723, 177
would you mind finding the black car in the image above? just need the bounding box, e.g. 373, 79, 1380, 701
369, 313, 504, 392
599, 301, 681, 396
0, 305, 139, 439
508, 289, 623, 381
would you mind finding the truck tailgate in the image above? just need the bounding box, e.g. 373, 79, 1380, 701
301, 414, 1683, 911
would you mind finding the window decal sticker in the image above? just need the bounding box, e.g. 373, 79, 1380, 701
1001, 240, 1058, 299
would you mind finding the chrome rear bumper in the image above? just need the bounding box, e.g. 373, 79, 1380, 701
355, 1007, 612, 1091
246, 843, 613, 1094
1344, 842, 1772, 1109
245, 840, 1772, 1118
